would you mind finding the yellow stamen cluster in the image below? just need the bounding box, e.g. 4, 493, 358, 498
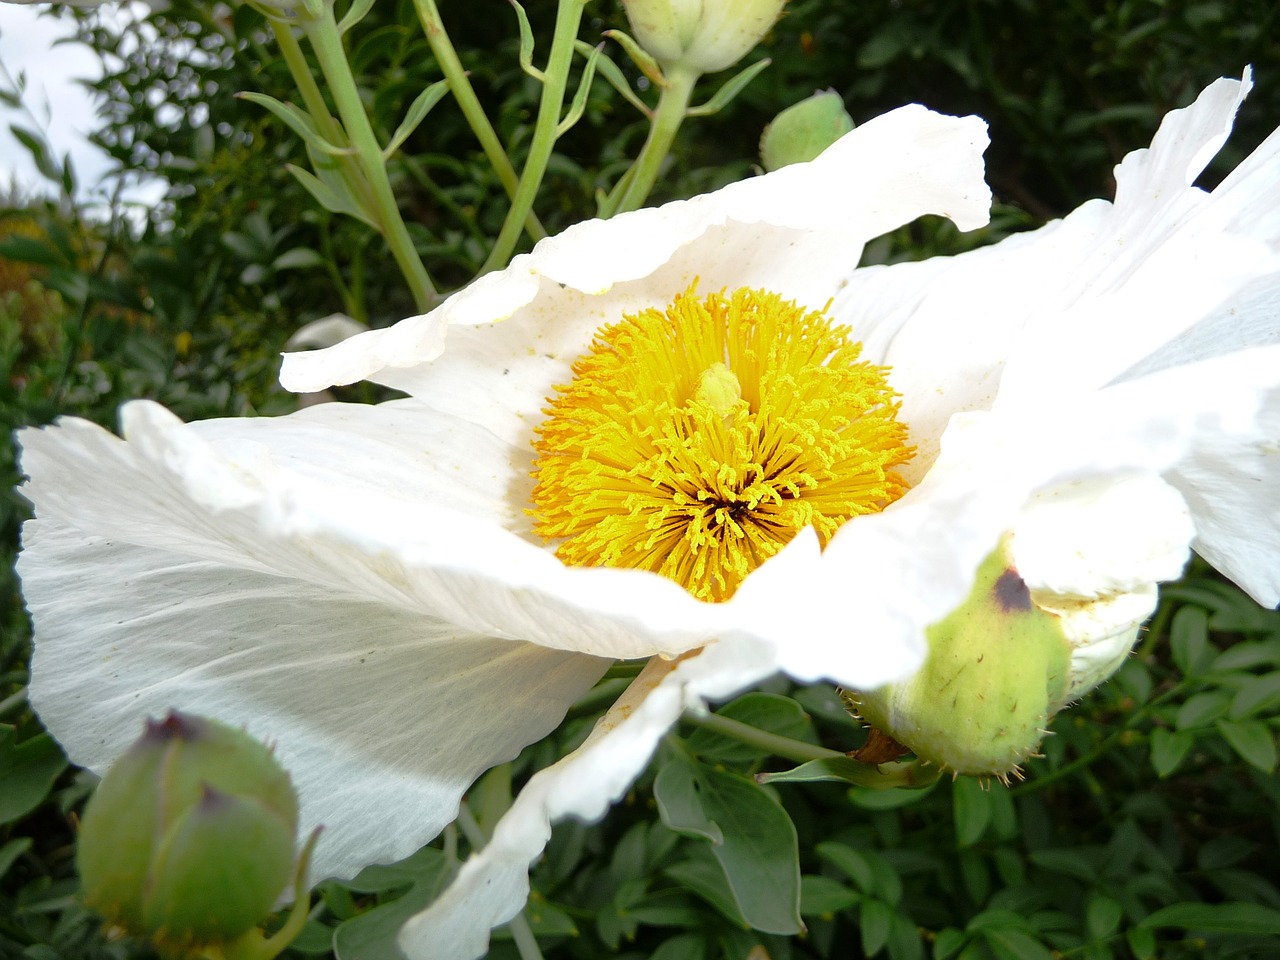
530, 285, 913, 602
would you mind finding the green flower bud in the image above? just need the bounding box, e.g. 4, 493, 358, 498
848, 541, 1080, 781
760, 90, 855, 172
78, 712, 298, 953
620, 0, 787, 75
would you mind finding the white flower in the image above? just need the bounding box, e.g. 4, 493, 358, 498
16, 71, 1280, 960
17, 102, 989, 888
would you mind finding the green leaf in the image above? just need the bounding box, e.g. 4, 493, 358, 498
799, 875, 858, 916
654, 751, 802, 934
816, 841, 874, 893
577, 41, 651, 117
273, 248, 328, 271
1229, 672, 1280, 720
383, 80, 450, 159
0, 726, 68, 825
933, 928, 967, 960
556, 41, 604, 138
509, 0, 544, 81
238, 92, 353, 157
0, 837, 32, 881
953, 777, 993, 847
336, 0, 376, 35
286, 164, 375, 228
650, 932, 707, 960
980, 928, 1053, 960
1215, 719, 1277, 772
1126, 926, 1157, 960
1170, 605, 1211, 676
333, 847, 451, 959
1149, 727, 1195, 777
1140, 901, 1280, 935
686, 58, 772, 118
861, 898, 894, 956
1086, 894, 1123, 940
1174, 690, 1230, 730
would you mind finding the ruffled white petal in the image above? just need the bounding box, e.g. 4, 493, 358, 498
831, 70, 1280, 485
279, 103, 991, 404
20, 403, 732, 662
398, 635, 781, 960
20, 522, 607, 881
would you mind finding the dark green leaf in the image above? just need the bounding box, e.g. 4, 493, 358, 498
1215, 719, 1277, 773
953, 778, 993, 847
655, 751, 802, 934
0, 726, 67, 825
1139, 901, 1280, 935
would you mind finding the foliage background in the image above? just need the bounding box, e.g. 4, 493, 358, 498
3, 1, 1280, 958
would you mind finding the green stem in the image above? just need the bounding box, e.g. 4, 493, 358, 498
411, 0, 546, 243
685, 711, 844, 764
609, 64, 699, 215
302, 8, 438, 311
479, 0, 587, 274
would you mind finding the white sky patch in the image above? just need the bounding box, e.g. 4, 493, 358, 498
0, 2, 165, 206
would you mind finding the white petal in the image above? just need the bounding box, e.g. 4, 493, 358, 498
279, 103, 990, 402
1012, 474, 1194, 600
831, 70, 1280, 483
398, 637, 781, 960
19, 403, 728, 662
20, 521, 606, 881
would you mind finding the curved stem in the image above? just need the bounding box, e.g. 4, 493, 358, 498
479, 0, 587, 275
608, 64, 699, 215
684, 710, 844, 764
411, 0, 546, 243
302, 7, 438, 311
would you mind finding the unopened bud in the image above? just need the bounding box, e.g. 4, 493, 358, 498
760, 90, 855, 171
847, 542, 1076, 780
621, 0, 787, 75
78, 711, 298, 953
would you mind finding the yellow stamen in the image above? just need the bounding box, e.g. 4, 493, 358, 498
530, 285, 913, 602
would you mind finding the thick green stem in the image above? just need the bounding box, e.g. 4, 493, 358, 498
302, 8, 437, 311
685, 711, 844, 764
479, 0, 587, 274
609, 64, 699, 215
411, 0, 546, 243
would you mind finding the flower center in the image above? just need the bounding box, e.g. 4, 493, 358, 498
530, 285, 913, 602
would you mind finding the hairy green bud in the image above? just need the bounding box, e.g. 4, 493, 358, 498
78, 712, 298, 953
848, 543, 1074, 780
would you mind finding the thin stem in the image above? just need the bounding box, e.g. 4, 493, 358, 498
509, 913, 546, 960
0, 688, 28, 719
411, 0, 546, 243
609, 64, 699, 215
479, 0, 587, 274
685, 711, 844, 764
302, 8, 438, 311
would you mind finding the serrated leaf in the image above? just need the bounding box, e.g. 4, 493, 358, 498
1140, 901, 1280, 935
655, 751, 801, 934
1215, 719, 1277, 772
383, 80, 450, 159
0, 727, 67, 825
